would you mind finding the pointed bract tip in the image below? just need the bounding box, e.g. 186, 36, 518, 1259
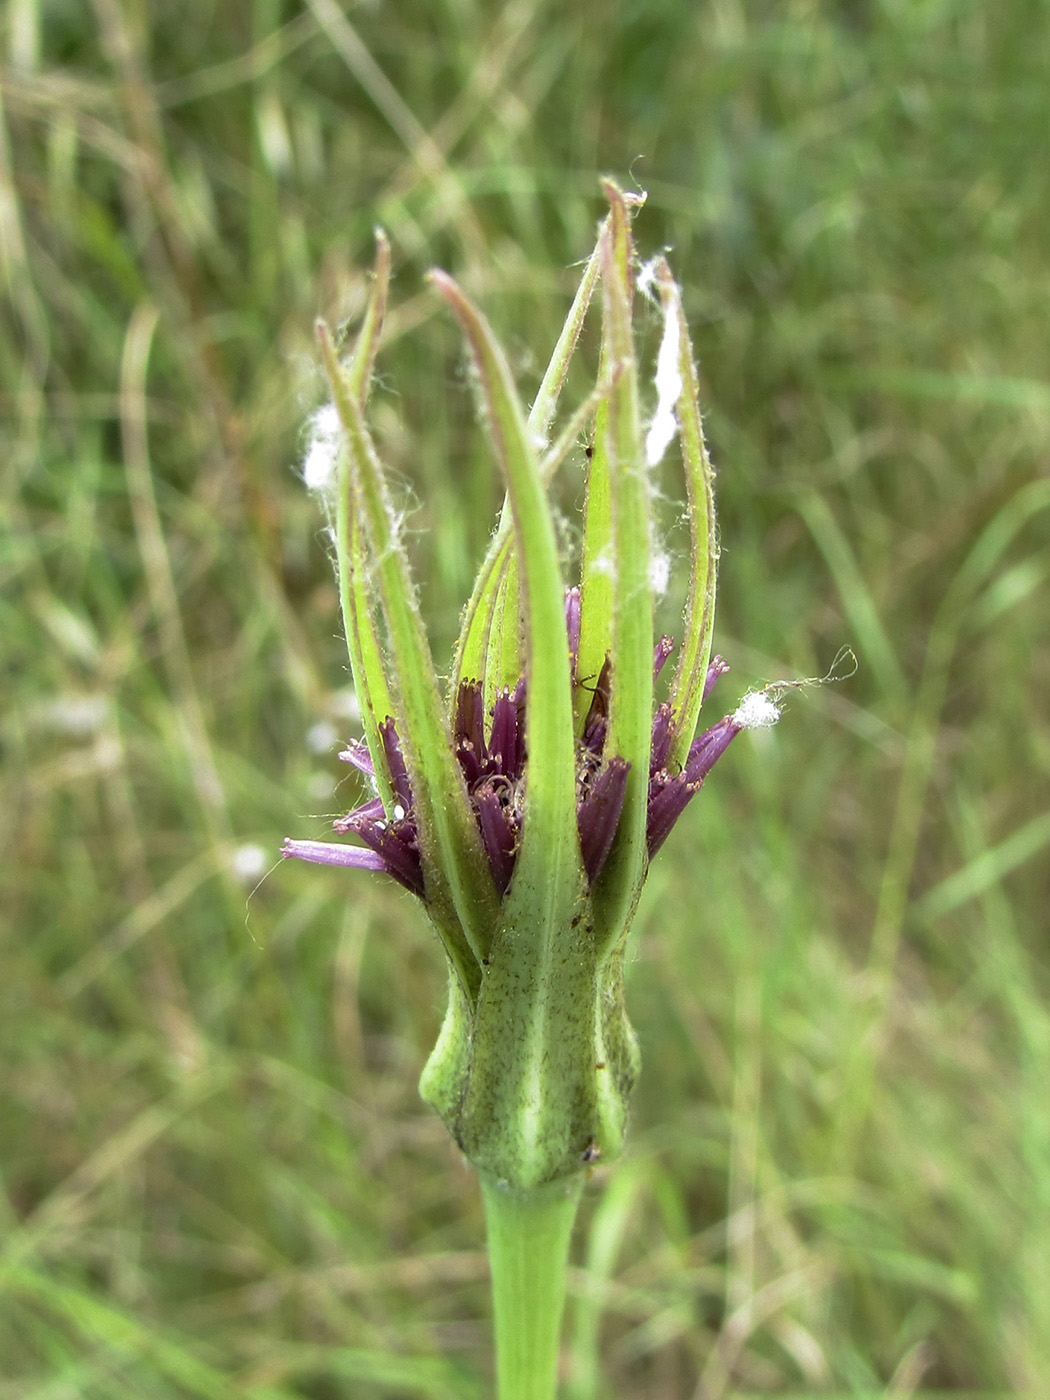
372, 229, 391, 276
600, 177, 647, 211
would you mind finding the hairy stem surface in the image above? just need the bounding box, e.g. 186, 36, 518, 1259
481, 1173, 584, 1400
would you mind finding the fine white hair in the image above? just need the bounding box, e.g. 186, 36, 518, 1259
733, 691, 781, 730
644, 288, 683, 467
303, 402, 341, 492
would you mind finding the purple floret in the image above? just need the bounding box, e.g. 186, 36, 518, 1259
345, 809, 425, 897
285, 637, 742, 899
380, 718, 414, 813
281, 838, 389, 875
577, 756, 630, 883
653, 635, 674, 683
474, 778, 519, 895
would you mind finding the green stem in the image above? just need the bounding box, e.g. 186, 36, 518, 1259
481, 1173, 584, 1400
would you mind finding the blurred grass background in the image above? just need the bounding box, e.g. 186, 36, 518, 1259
2, 0, 1048, 1396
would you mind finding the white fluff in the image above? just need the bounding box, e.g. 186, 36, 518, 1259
306, 720, 337, 755
649, 548, 671, 595
644, 296, 683, 467
230, 843, 267, 882
733, 691, 781, 730
635, 257, 660, 303
303, 402, 341, 491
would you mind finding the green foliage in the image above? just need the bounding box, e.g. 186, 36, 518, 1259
2, 0, 1048, 1394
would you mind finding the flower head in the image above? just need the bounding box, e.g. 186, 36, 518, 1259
283, 184, 778, 1189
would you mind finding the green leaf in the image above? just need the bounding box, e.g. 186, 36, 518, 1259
318, 323, 499, 982
430, 271, 581, 893
343, 229, 390, 401
528, 226, 603, 443
339, 504, 396, 810
591, 181, 654, 943
453, 389, 609, 722
330, 234, 396, 811
573, 379, 614, 732
452, 229, 604, 698
660, 259, 720, 770
455, 531, 507, 689
486, 547, 523, 702
572, 192, 645, 733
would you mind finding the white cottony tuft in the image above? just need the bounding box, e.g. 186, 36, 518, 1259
306, 720, 337, 755
303, 402, 341, 491
230, 843, 268, 883
644, 292, 683, 467
635, 256, 660, 303
733, 691, 781, 730
649, 548, 671, 595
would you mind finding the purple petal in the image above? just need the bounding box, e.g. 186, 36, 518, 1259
333, 795, 385, 831
456, 737, 483, 789
577, 756, 630, 884
455, 680, 486, 755
581, 655, 612, 756
684, 714, 741, 783
380, 718, 414, 812
338, 740, 374, 776
649, 701, 674, 772
474, 778, 519, 896
703, 655, 730, 702
645, 772, 699, 859
510, 678, 527, 774
653, 635, 675, 683
347, 814, 425, 897
488, 687, 515, 770
281, 838, 388, 872
645, 713, 743, 858
489, 679, 527, 779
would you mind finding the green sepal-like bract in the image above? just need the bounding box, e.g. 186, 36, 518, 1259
451, 229, 604, 706
589, 184, 654, 948
660, 259, 719, 769
318, 320, 500, 992
422, 269, 640, 1187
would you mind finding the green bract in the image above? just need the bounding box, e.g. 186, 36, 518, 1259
292, 182, 726, 1190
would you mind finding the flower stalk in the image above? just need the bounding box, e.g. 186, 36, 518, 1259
284, 182, 781, 1396
481, 1174, 583, 1400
